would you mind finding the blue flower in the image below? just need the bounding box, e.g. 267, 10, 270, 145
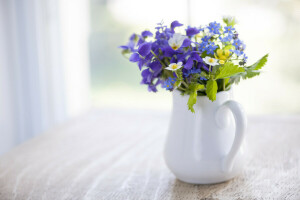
199, 42, 208, 52
220, 34, 233, 43
243, 54, 248, 62
162, 77, 176, 90
233, 39, 242, 49
230, 49, 243, 57
169, 77, 176, 84
224, 26, 235, 34
208, 21, 221, 34
183, 68, 202, 77
206, 42, 218, 55
201, 36, 211, 43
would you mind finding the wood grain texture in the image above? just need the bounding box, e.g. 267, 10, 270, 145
0, 109, 300, 200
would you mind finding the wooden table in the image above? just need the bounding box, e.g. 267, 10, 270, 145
0, 110, 300, 199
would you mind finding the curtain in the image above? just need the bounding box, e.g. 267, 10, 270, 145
0, 0, 90, 154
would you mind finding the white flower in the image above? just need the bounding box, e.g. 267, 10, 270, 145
203, 56, 219, 66
168, 33, 187, 50
222, 16, 237, 26
165, 62, 183, 71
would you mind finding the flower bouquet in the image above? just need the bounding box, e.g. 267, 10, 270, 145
120, 17, 268, 184
119, 17, 268, 113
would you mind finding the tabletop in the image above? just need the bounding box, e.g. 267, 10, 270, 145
0, 109, 300, 200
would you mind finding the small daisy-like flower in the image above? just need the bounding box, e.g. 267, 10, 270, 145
203, 56, 219, 66
165, 62, 183, 71
168, 33, 187, 50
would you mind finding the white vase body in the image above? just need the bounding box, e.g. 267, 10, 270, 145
164, 89, 247, 184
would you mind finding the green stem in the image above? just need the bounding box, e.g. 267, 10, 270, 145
181, 81, 189, 88
175, 71, 188, 88
150, 50, 167, 68
178, 86, 186, 91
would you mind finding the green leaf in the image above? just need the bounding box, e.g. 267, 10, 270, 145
229, 75, 241, 85
187, 93, 197, 113
215, 62, 245, 79
206, 80, 218, 101
243, 70, 260, 79
187, 83, 205, 113
247, 54, 268, 70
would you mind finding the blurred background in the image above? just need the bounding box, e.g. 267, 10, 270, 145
0, 0, 300, 154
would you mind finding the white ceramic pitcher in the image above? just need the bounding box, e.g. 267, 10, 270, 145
164, 89, 247, 184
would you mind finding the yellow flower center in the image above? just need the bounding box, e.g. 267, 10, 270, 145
172, 44, 179, 50
171, 64, 178, 69
208, 58, 214, 63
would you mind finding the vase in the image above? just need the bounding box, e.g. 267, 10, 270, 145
164, 89, 247, 184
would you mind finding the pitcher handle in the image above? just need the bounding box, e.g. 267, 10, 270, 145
216, 100, 247, 172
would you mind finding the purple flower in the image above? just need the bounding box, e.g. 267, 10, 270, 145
163, 46, 176, 57
170, 57, 177, 63
171, 20, 183, 31
202, 63, 210, 72
141, 30, 153, 38
119, 40, 136, 52
186, 27, 200, 37
181, 38, 191, 47
184, 57, 194, 70
138, 42, 152, 57
141, 69, 152, 84
148, 61, 162, 76
138, 58, 147, 70
129, 53, 140, 62
148, 79, 161, 92
190, 52, 202, 62
129, 34, 138, 41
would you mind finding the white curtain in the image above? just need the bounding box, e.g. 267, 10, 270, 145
0, 0, 91, 154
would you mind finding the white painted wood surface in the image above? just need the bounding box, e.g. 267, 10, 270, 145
0, 110, 300, 199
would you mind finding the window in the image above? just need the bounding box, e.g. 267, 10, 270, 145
89, 0, 300, 114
